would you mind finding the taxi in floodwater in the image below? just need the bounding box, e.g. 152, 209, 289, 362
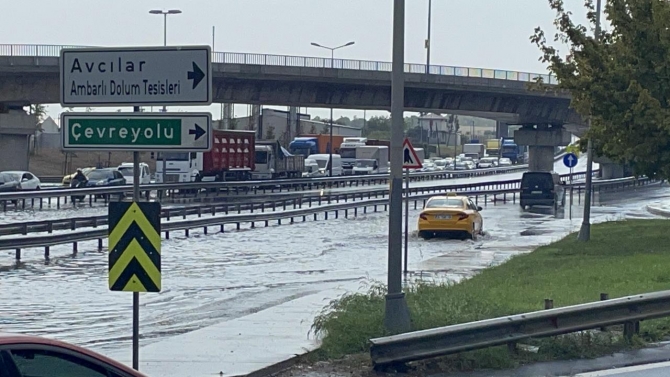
417, 193, 484, 240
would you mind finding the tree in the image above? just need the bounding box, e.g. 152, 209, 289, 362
29, 104, 47, 121
265, 125, 276, 140
531, 0, 670, 178
309, 124, 317, 134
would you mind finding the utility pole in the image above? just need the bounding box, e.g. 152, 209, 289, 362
385, 0, 411, 334
578, 0, 601, 242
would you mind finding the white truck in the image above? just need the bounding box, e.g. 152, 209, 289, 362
339, 137, 369, 175
117, 162, 152, 185
463, 143, 486, 161
352, 146, 389, 175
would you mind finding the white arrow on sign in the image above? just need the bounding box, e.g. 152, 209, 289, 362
60, 46, 212, 107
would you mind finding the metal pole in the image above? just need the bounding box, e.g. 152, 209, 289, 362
426, 0, 432, 74
385, 0, 411, 334
578, 0, 601, 242
160, 13, 168, 184
329, 49, 334, 177
132, 105, 141, 370
403, 167, 409, 275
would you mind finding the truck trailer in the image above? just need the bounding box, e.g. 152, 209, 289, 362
252, 140, 305, 180
288, 134, 345, 157
155, 129, 256, 183
462, 143, 486, 160
338, 137, 390, 174
352, 146, 390, 175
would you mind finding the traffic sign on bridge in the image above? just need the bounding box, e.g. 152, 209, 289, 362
563, 153, 578, 168
61, 112, 212, 152
60, 46, 212, 107
108, 202, 161, 293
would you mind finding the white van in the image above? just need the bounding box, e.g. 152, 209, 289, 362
117, 163, 152, 185
306, 154, 343, 176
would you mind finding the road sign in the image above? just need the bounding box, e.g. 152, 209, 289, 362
109, 202, 161, 293
61, 112, 212, 152
60, 46, 212, 107
402, 138, 423, 169
563, 153, 578, 168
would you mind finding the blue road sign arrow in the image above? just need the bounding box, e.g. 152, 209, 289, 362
563, 153, 578, 168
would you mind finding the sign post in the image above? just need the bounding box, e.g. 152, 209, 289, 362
60, 45, 213, 371
401, 138, 423, 275
563, 153, 579, 220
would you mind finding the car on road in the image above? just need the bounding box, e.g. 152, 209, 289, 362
418, 194, 484, 240
0, 173, 21, 192
84, 168, 127, 200
62, 167, 96, 186
0, 171, 41, 190
498, 157, 513, 166
519, 171, 565, 209
477, 157, 499, 169
0, 332, 147, 377
433, 159, 448, 170
421, 161, 437, 172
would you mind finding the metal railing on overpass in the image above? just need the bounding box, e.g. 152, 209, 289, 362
0, 44, 559, 85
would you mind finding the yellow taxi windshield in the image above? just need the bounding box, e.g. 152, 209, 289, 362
425, 198, 464, 209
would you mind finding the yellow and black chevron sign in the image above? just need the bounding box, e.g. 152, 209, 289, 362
108, 202, 161, 293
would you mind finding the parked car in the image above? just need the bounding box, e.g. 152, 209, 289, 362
0, 172, 21, 192
0, 332, 148, 377
62, 167, 96, 186
0, 171, 41, 190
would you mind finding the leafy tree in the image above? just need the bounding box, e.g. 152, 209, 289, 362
265, 125, 276, 140
29, 104, 47, 121
532, 0, 670, 178
309, 124, 317, 134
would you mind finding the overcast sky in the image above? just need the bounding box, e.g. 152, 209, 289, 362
0, 0, 592, 122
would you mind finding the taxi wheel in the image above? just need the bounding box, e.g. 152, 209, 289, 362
419, 231, 433, 240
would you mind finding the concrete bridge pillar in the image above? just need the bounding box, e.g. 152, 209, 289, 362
514, 124, 571, 172
0, 108, 37, 171
594, 155, 626, 179
496, 121, 509, 139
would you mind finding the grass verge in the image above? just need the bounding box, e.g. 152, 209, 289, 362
310, 219, 670, 372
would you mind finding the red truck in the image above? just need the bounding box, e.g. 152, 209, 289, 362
156, 129, 256, 183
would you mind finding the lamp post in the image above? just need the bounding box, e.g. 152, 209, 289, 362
311, 41, 355, 177
578, 0, 601, 242
149, 9, 181, 185
425, 0, 432, 75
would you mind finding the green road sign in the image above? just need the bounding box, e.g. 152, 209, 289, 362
61, 112, 211, 151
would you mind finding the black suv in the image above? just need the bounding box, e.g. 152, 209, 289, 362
520, 172, 565, 209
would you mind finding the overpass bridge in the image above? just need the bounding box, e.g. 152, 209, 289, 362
0, 44, 584, 173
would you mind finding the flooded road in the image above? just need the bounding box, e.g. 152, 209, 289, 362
0, 177, 666, 358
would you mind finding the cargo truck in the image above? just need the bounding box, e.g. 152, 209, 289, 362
463, 143, 486, 160
155, 129, 256, 183
288, 134, 345, 157
352, 146, 390, 175
339, 137, 391, 174
486, 139, 501, 157
252, 140, 305, 180
500, 137, 525, 164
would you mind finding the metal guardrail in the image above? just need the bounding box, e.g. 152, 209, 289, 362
0, 44, 559, 85
0, 164, 532, 206
0, 169, 599, 238
369, 290, 670, 368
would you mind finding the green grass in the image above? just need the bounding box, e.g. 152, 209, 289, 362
311, 219, 670, 371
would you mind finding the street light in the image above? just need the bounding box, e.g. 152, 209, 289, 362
311, 41, 355, 176
149, 9, 181, 185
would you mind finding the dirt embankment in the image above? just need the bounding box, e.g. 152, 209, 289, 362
28, 149, 153, 177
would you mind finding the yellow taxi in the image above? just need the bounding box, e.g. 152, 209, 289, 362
418, 193, 484, 240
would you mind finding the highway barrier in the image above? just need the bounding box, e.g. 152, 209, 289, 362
3, 170, 658, 263
369, 290, 670, 369
0, 165, 532, 211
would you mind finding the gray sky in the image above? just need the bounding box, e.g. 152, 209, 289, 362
0, 0, 590, 121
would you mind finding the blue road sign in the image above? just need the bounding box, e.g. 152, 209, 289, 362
563, 153, 578, 168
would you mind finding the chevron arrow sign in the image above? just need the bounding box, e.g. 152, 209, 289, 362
108, 202, 161, 293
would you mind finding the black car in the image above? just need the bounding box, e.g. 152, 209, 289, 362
0, 173, 21, 192
84, 168, 126, 200
519, 172, 565, 209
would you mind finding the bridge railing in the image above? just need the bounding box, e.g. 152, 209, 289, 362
0, 44, 559, 85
